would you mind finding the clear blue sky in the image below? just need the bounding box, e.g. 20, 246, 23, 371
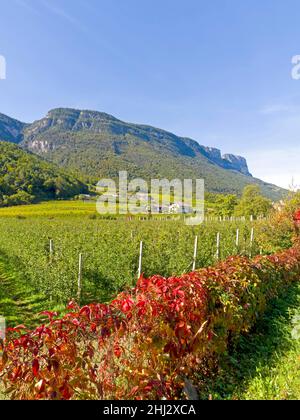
1, 0, 300, 188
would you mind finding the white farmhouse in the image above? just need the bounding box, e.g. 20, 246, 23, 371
169, 202, 194, 214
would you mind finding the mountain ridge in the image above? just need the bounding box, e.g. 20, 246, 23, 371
22, 108, 252, 176
0, 108, 285, 200
0, 112, 27, 144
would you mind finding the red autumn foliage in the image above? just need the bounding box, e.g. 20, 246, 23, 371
293, 210, 300, 236
293, 209, 300, 222
1, 246, 300, 400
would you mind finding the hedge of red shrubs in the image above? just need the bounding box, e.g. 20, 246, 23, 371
1, 245, 300, 400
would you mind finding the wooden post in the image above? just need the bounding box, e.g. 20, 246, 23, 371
216, 233, 220, 261
0, 316, 6, 343
48, 239, 54, 301
250, 227, 254, 244
236, 229, 240, 249
50, 239, 54, 256
250, 228, 254, 257
77, 253, 83, 303
138, 241, 143, 279
192, 236, 198, 271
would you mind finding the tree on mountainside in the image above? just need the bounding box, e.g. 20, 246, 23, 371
0, 142, 88, 207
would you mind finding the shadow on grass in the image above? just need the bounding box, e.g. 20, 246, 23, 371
0, 249, 49, 328
198, 282, 300, 400
80, 267, 123, 305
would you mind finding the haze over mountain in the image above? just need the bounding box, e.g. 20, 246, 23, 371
0, 109, 285, 200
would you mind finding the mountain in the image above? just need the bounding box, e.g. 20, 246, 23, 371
0, 108, 285, 200
0, 113, 27, 143
0, 141, 88, 206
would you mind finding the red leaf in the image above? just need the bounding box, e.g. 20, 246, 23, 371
67, 300, 77, 310
59, 384, 72, 400
114, 345, 122, 358
72, 318, 80, 327
121, 298, 134, 313
79, 306, 91, 320
8, 325, 27, 332
32, 359, 39, 377
128, 386, 139, 398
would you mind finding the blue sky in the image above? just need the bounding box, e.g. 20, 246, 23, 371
0, 0, 300, 188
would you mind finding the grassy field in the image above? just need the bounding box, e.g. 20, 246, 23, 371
197, 283, 300, 400
0, 203, 259, 312
0, 257, 64, 327
0, 197, 205, 218
0, 200, 97, 217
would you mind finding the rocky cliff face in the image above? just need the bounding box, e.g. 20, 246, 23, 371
20, 108, 252, 177
184, 145, 251, 176
0, 107, 285, 199
24, 109, 119, 139
222, 154, 251, 176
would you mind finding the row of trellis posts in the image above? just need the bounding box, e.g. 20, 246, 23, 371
48, 224, 256, 303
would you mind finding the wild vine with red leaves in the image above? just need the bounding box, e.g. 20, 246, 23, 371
1, 240, 300, 400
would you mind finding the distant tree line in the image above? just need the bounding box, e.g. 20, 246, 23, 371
206, 185, 273, 218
